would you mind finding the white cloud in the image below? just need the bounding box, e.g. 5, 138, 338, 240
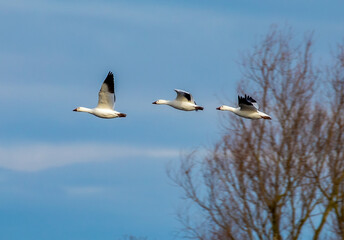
0, 143, 179, 172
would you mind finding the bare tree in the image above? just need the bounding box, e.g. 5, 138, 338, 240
169, 27, 344, 240
314, 43, 344, 240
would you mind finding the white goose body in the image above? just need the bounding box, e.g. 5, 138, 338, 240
73, 72, 126, 119
217, 95, 271, 120
153, 89, 203, 111
74, 107, 125, 119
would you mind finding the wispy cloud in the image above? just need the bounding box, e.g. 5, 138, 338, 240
0, 0, 228, 26
0, 143, 179, 172
3, 0, 341, 31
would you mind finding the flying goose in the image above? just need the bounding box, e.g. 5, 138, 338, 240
216, 95, 271, 119
152, 89, 204, 111
73, 71, 126, 118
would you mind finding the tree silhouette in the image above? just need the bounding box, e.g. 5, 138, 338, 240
169, 27, 344, 240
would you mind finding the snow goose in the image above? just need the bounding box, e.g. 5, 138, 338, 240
152, 89, 204, 111
73, 71, 126, 119
216, 95, 271, 119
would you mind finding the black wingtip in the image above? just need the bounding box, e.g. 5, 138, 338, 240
246, 94, 257, 103
103, 71, 115, 93
238, 94, 257, 105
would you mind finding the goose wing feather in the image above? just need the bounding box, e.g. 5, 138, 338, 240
97, 71, 115, 109
238, 95, 259, 111
174, 89, 194, 103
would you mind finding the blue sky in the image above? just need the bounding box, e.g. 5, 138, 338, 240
0, 0, 343, 239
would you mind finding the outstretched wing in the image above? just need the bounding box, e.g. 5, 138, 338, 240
97, 71, 115, 109
238, 94, 259, 111
174, 89, 194, 103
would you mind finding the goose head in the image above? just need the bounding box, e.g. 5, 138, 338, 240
152, 100, 169, 105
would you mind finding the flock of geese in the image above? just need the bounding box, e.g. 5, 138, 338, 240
73, 71, 272, 120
